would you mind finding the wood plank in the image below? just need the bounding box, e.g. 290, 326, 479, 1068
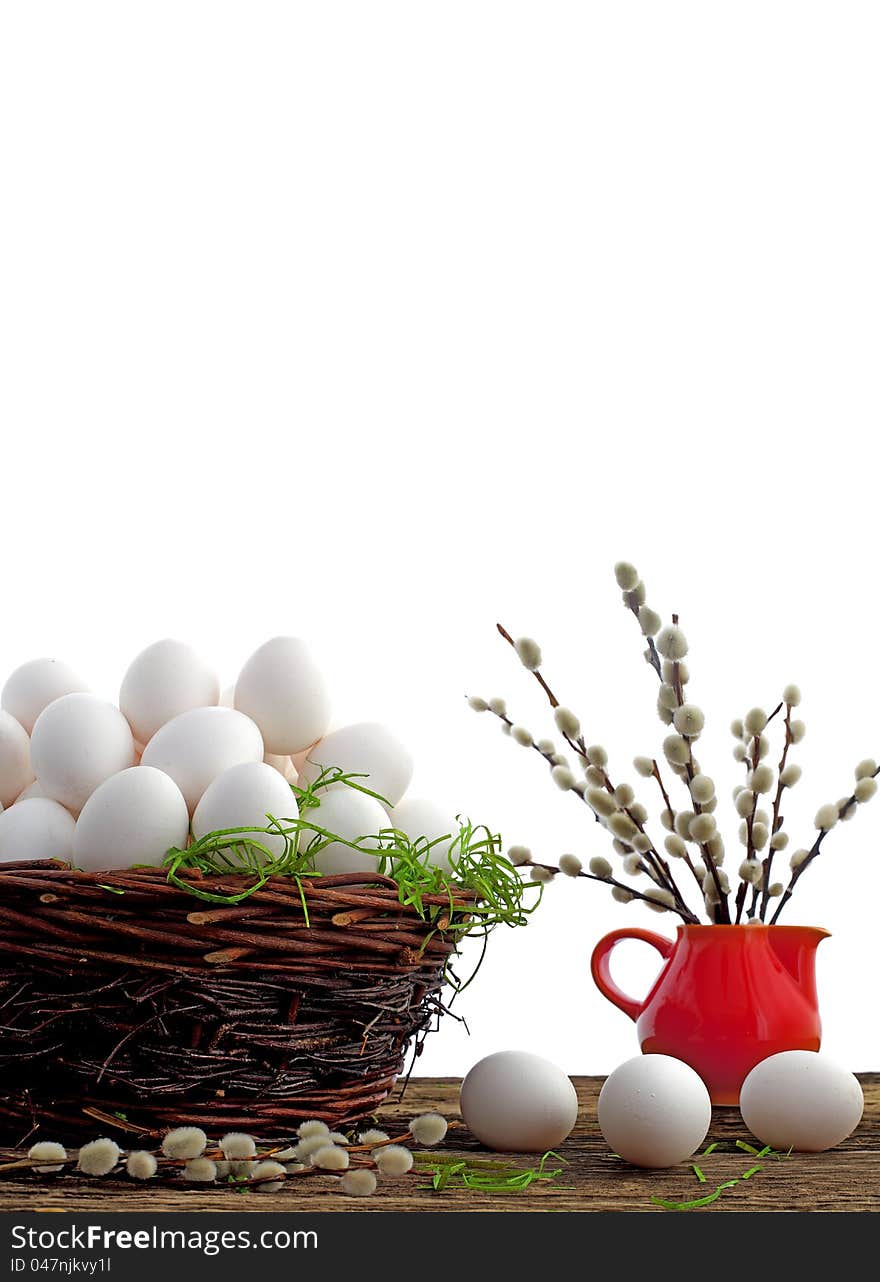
0, 1075, 877, 1213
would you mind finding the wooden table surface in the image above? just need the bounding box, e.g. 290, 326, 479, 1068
1, 1076, 877, 1213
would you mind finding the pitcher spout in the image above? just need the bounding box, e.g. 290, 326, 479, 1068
767, 926, 829, 1006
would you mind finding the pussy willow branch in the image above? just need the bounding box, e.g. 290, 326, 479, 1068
528, 858, 700, 925
758, 702, 794, 921
476, 700, 596, 816
496, 623, 585, 761
586, 757, 692, 915
668, 628, 731, 924
650, 759, 706, 897
496, 622, 563, 712
623, 608, 728, 923
735, 726, 763, 924
477, 698, 686, 908
495, 624, 693, 919
770, 762, 880, 924
731, 700, 781, 920
622, 593, 662, 678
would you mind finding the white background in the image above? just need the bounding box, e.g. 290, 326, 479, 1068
1, 3, 878, 1075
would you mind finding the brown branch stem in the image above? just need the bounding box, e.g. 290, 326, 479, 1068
759, 702, 794, 920
670, 652, 731, 924
770, 762, 880, 924
651, 760, 706, 897
494, 624, 694, 920
528, 860, 700, 925
736, 730, 763, 924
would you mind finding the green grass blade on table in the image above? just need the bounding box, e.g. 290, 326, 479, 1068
653, 1140, 790, 1210
652, 1180, 741, 1211
415, 1150, 569, 1195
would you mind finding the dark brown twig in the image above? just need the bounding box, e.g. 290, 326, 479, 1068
619, 607, 728, 923
528, 860, 699, 924
494, 625, 694, 920
758, 702, 795, 920
770, 763, 880, 924
650, 760, 706, 898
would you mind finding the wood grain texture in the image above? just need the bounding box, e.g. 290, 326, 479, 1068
1, 1076, 877, 1213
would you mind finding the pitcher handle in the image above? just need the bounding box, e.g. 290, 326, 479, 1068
590, 927, 674, 1022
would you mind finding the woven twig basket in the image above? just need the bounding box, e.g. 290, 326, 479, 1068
0, 860, 473, 1144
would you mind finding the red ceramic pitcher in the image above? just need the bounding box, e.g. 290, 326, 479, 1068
590, 924, 829, 1105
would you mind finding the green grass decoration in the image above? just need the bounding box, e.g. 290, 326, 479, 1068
653, 1180, 741, 1211
160, 767, 539, 974
415, 1150, 569, 1194
653, 1140, 790, 1211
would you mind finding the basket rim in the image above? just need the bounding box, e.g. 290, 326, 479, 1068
0, 859, 479, 909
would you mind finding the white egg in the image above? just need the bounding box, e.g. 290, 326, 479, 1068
301, 784, 389, 875
298, 722, 413, 806
141, 706, 264, 813
30, 694, 135, 814
290, 742, 320, 776
234, 636, 331, 755
73, 767, 190, 872
1, 658, 89, 734
15, 779, 49, 802
0, 798, 76, 864
119, 639, 220, 746
460, 1051, 578, 1152
739, 1051, 864, 1152
387, 798, 461, 872
264, 752, 298, 783
0, 710, 34, 807
193, 761, 300, 861
597, 1055, 712, 1168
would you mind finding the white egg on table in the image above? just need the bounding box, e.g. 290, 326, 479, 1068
234, 636, 331, 755
73, 766, 190, 872
298, 722, 413, 807
119, 639, 220, 746
0, 798, 76, 865
193, 761, 300, 861
460, 1051, 579, 1152
30, 694, 135, 814
301, 784, 389, 875
597, 1055, 712, 1168
387, 798, 461, 872
739, 1051, 864, 1152
140, 706, 263, 813
1, 658, 89, 734
0, 710, 35, 808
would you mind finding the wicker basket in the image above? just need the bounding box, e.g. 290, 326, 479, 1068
0, 860, 473, 1144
